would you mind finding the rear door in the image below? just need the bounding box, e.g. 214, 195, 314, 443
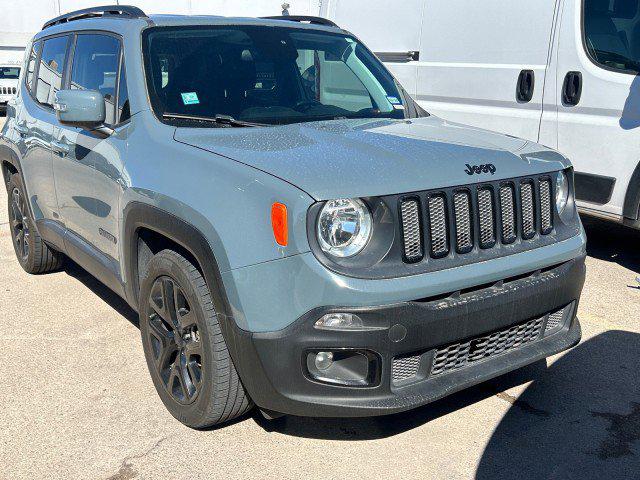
52, 32, 128, 263
553, 0, 640, 219
414, 0, 560, 142
15, 35, 69, 225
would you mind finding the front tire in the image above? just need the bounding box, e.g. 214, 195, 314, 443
139, 249, 253, 428
7, 173, 64, 274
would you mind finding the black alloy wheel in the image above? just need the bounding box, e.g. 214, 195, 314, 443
146, 275, 203, 405
10, 186, 29, 261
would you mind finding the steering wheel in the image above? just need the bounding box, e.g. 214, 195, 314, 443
294, 100, 321, 112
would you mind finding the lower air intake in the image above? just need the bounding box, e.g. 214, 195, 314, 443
431, 316, 544, 376
392, 354, 421, 382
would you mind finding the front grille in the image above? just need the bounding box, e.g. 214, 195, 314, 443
453, 191, 473, 253
427, 194, 448, 257
399, 176, 554, 264
431, 316, 544, 376
400, 198, 423, 262
391, 354, 421, 382
540, 179, 553, 234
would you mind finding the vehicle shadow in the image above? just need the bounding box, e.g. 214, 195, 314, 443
63, 258, 139, 327
476, 330, 640, 480
581, 215, 640, 274
252, 360, 548, 440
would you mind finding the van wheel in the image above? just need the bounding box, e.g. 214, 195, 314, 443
139, 249, 253, 428
7, 173, 64, 274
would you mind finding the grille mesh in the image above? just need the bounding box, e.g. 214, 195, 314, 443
499, 185, 517, 244
540, 179, 553, 234
428, 195, 448, 257
453, 191, 473, 252
431, 316, 544, 376
520, 182, 535, 239
478, 188, 495, 247
400, 199, 423, 262
545, 306, 566, 333
392, 355, 421, 382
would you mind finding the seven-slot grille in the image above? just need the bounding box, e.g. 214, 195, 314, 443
399, 176, 554, 263
0, 87, 16, 95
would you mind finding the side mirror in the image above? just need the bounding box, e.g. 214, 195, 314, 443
54, 89, 105, 128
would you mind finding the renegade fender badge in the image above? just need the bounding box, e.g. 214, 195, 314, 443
465, 163, 496, 175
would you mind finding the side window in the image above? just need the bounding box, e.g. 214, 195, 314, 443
70, 34, 121, 125
36, 35, 69, 107
26, 41, 41, 95
583, 0, 640, 73
117, 61, 130, 123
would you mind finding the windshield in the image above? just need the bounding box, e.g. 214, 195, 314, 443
143, 25, 408, 125
0, 67, 20, 79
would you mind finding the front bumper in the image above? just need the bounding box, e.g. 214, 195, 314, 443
231, 255, 585, 417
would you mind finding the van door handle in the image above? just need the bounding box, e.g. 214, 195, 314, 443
516, 70, 535, 102
562, 71, 582, 106
51, 140, 70, 157
14, 124, 28, 136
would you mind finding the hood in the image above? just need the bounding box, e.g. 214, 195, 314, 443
174, 116, 568, 200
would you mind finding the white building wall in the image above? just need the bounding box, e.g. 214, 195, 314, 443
0, 0, 320, 64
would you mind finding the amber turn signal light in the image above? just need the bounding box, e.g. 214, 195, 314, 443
271, 202, 288, 246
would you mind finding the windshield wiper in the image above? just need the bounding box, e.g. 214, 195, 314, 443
162, 113, 267, 127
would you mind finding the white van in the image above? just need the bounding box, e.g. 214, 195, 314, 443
322, 0, 640, 228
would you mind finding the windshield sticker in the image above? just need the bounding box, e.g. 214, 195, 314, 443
386, 96, 401, 105
181, 92, 200, 105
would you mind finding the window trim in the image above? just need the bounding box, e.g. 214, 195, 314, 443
580, 0, 640, 76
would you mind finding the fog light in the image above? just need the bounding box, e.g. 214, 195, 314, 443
314, 313, 363, 330
314, 351, 333, 370
305, 349, 381, 387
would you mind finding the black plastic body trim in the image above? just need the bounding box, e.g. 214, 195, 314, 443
230, 255, 585, 417
623, 162, 640, 221
574, 171, 615, 205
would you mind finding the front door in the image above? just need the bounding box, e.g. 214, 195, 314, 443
53, 32, 127, 263
555, 0, 640, 218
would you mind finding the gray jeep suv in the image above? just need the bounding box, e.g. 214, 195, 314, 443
1, 6, 586, 428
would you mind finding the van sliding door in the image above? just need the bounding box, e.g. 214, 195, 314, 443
414, 0, 559, 143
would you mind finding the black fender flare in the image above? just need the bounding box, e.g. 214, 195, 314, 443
121, 202, 254, 388
0, 144, 22, 187
623, 161, 640, 221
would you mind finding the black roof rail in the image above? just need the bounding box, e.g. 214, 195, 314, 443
261, 15, 339, 28
42, 5, 147, 30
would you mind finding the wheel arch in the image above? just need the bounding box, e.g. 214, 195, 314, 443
122, 202, 233, 319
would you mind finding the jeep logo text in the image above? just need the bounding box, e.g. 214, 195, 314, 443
465, 163, 496, 175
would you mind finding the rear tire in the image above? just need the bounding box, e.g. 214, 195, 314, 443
7, 173, 64, 274
139, 249, 253, 428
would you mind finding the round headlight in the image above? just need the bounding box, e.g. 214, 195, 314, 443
556, 171, 569, 214
317, 198, 372, 258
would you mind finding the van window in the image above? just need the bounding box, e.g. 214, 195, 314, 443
583, 0, 640, 73
70, 34, 121, 125
36, 35, 69, 107
25, 41, 40, 94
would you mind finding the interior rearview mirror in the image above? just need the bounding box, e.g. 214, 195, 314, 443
54, 89, 105, 128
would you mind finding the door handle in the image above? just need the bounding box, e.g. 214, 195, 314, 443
516, 70, 535, 102
51, 140, 70, 157
14, 124, 28, 136
562, 71, 582, 106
